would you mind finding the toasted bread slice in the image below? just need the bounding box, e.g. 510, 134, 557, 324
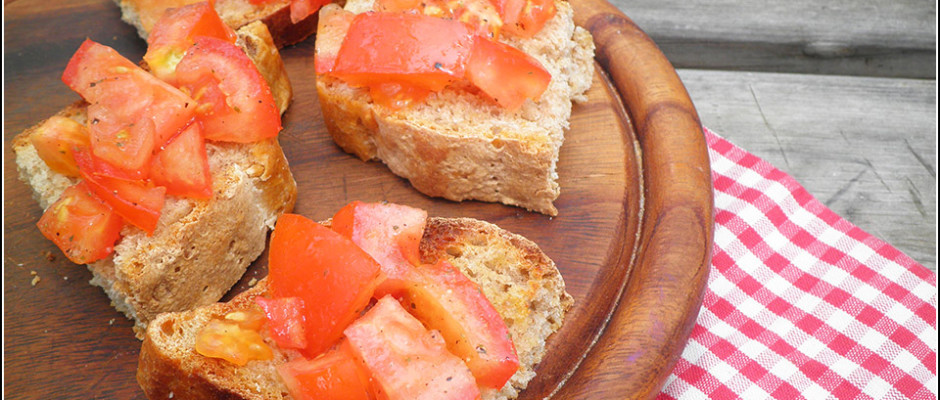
137, 217, 573, 400
116, 0, 321, 47
316, 0, 595, 215
12, 21, 298, 338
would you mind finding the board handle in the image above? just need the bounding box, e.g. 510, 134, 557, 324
555, 0, 715, 398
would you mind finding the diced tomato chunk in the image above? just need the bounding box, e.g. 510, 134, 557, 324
255, 296, 308, 350
63, 40, 196, 175
376, 0, 502, 38
195, 317, 274, 366
29, 116, 90, 177
176, 36, 281, 143
493, 0, 554, 37
331, 201, 427, 284
277, 341, 376, 400
289, 0, 329, 24
331, 13, 473, 107
313, 4, 355, 74
392, 260, 519, 389
268, 214, 384, 357
37, 182, 124, 264
75, 150, 166, 234
344, 296, 481, 400
145, 1, 237, 84
466, 37, 550, 110
149, 123, 213, 199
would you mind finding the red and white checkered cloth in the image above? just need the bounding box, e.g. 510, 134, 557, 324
659, 128, 938, 399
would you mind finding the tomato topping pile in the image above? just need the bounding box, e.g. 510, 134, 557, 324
195, 202, 520, 399
33, 1, 281, 263
317, 0, 553, 110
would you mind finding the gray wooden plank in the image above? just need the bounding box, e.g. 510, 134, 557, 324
612, 0, 937, 78
677, 69, 936, 270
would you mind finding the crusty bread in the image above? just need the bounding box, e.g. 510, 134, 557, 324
12, 21, 298, 338
137, 217, 573, 400
116, 0, 321, 48
317, 0, 595, 216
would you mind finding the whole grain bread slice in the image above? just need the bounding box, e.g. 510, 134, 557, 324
137, 217, 573, 400
317, 0, 595, 215
115, 0, 321, 48
12, 21, 298, 338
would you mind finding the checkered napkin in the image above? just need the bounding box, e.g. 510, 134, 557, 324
658, 128, 938, 399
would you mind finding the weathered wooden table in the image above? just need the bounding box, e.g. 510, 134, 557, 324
617, 0, 937, 270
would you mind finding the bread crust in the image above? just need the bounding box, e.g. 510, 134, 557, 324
137, 217, 572, 400
316, 0, 595, 216
116, 0, 320, 48
13, 23, 298, 337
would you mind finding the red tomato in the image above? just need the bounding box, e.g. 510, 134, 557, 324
63, 40, 196, 175
331, 201, 427, 283
75, 150, 167, 234
145, 1, 237, 84
331, 13, 474, 106
393, 260, 519, 389
255, 296, 308, 350
268, 214, 384, 357
313, 4, 355, 74
277, 341, 376, 400
344, 296, 482, 400
175, 36, 281, 143
29, 116, 90, 177
375, 0, 502, 38
289, 0, 329, 24
37, 182, 124, 264
149, 123, 213, 199
493, 0, 554, 37
466, 37, 550, 110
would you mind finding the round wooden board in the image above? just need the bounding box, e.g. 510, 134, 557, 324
2, 0, 713, 399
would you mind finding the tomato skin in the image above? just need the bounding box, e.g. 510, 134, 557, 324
331, 12, 474, 106
149, 122, 213, 199
75, 150, 167, 234
466, 37, 550, 110
331, 201, 427, 282
276, 341, 376, 400
393, 260, 519, 389
37, 182, 124, 264
344, 296, 482, 400
176, 36, 281, 143
29, 116, 90, 177
255, 296, 308, 350
145, 1, 237, 84
268, 214, 384, 357
63, 39, 196, 175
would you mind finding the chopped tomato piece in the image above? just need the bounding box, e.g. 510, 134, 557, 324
289, 0, 329, 24
268, 214, 384, 357
313, 4, 355, 74
493, 0, 554, 37
376, 0, 502, 38
75, 150, 166, 234
37, 182, 124, 264
63, 39, 196, 175
344, 296, 482, 400
466, 37, 550, 110
175, 36, 281, 143
145, 1, 237, 84
149, 123, 213, 199
29, 116, 90, 177
331, 201, 427, 283
255, 296, 308, 350
393, 260, 519, 389
195, 317, 274, 366
331, 13, 473, 107
277, 341, 376, 400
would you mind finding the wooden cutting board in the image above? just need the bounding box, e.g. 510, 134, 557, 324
2, 0, 712, 398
